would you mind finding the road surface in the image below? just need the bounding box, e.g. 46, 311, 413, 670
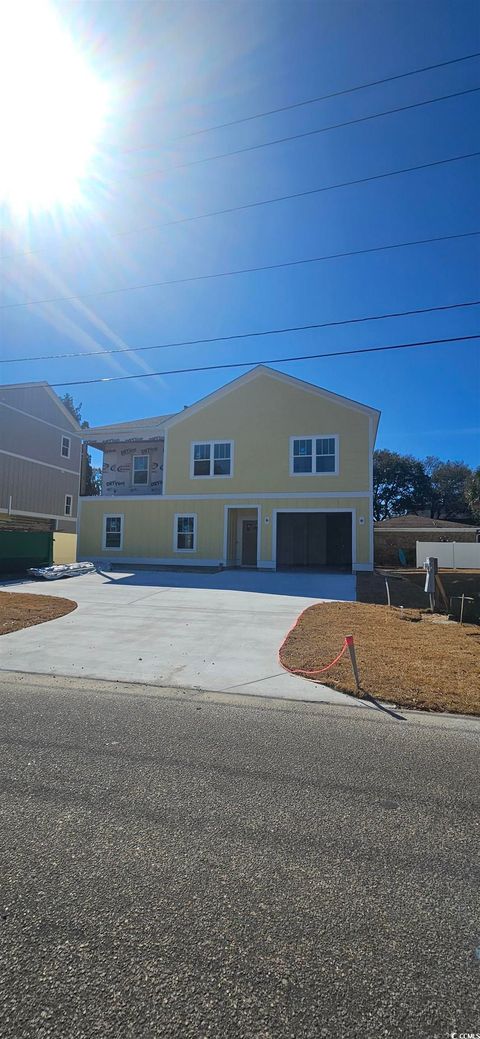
0, 671, 478, 1038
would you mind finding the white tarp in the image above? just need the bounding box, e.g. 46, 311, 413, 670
27, 562, 96, 580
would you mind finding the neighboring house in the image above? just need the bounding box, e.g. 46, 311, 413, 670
0, 381, 82, 533
375, 513, 480, 566
78, 365, 380, 571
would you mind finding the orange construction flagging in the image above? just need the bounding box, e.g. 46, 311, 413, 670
279, 607, 349, 677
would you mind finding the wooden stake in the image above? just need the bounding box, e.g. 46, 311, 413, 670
345, 635, 361, 693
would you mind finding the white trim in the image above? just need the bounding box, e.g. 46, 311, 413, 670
289, 434, 339, 477
132, 453, 150, 487
64, 494, 73, 516
61, 434, 71, 460
190, 439, 234, 480
271, 507, 356, 570
81, 555, 223, 568
0, 400, 82, 437
102, 513, 124, 551
223, 505, 260, 567
368, 415, 374, 569
165, 365, 380, 431
80, 490, 370, 503
163, 430, 169, 495
0, 506, 76, 523
173, 512, 197, 553
0, 448, 80, 476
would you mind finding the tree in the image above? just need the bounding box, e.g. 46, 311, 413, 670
465, 466, 480, 523
61, 394, 101, 496
424, 457, 472, 519
61, 392, 87, 429
373, 450, 431, 521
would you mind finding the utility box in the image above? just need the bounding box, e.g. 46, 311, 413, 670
423, 556, 438, 594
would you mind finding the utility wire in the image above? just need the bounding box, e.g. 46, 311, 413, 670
165, 51, 480, 142
2, 229, 479, 314
50, 335, 480, 388
141, 86, 480, 178
2, 52, 479, 263
2, 151, 479, 283
5, 300, 480, 365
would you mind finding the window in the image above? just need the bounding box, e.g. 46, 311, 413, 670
104, 515, 123, 550
292, 438, 313, 473
133, 455, 149, 486
291, 436, 338, 475
193, 443, 211, 477
61, 435, 71, 459
192, 441, 233, 478
64, 494, 72, 516
175, 514, 196, 551
315, 437, 336, 473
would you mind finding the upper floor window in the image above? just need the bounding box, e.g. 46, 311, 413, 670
133, 455, 149, 486
290, 436, 338, 475
61, 435, 71, 459
103, 514, 123, 550
191, 440, 233, 478
64, 494, 73, 516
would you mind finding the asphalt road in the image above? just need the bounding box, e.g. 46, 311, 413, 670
0, 672, 478, 1039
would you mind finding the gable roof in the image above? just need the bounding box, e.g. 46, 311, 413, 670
0, 380, 81, 432
85, 413, 176, 446
165, 365, 381, 436
376, 514, 479, 530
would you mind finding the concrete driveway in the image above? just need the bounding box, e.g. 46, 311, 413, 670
0, 568, 361, 705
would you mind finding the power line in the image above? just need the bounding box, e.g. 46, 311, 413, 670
2, 229, 479, 314
49, 335, 480, 388
2, 149, 479, 276
5, 300, 480, 365
141, 86, 480, 178
167, 51, 480, 142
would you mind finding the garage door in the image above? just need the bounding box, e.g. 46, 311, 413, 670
276, 512, 352, 570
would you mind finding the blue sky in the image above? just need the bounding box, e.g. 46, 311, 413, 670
1, 0, 479, 465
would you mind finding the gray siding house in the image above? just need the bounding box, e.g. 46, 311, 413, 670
0, 382, 82, 532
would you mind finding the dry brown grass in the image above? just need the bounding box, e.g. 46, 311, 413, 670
0, 591, 77, 636
280, 601, 480, 715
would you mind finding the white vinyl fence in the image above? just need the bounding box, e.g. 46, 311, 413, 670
416, 541, 480, 569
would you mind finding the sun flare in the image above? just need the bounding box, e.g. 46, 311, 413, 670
0, 1, 109, 214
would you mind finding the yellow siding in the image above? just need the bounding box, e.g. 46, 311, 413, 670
52, 532, 77, 563
165, 370, 371, 496
78, 496, 372, 568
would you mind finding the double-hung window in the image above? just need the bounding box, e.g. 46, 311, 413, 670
175, 514, 196, 551
61, 435, 71, 459
104, 515, 123, 550
64, 494, 73, 516
133, 455, 149, 486
291, 436, 337, 475
192, 441, 233, 478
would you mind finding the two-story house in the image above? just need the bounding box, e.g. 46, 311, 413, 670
78, 366, 380, 571
0, 381, 82, 533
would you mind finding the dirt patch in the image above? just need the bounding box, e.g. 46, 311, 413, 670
0, 591, 77, 636
357, 569, 480, 624
280, 601, 480, 716
357, 570, 427, 609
